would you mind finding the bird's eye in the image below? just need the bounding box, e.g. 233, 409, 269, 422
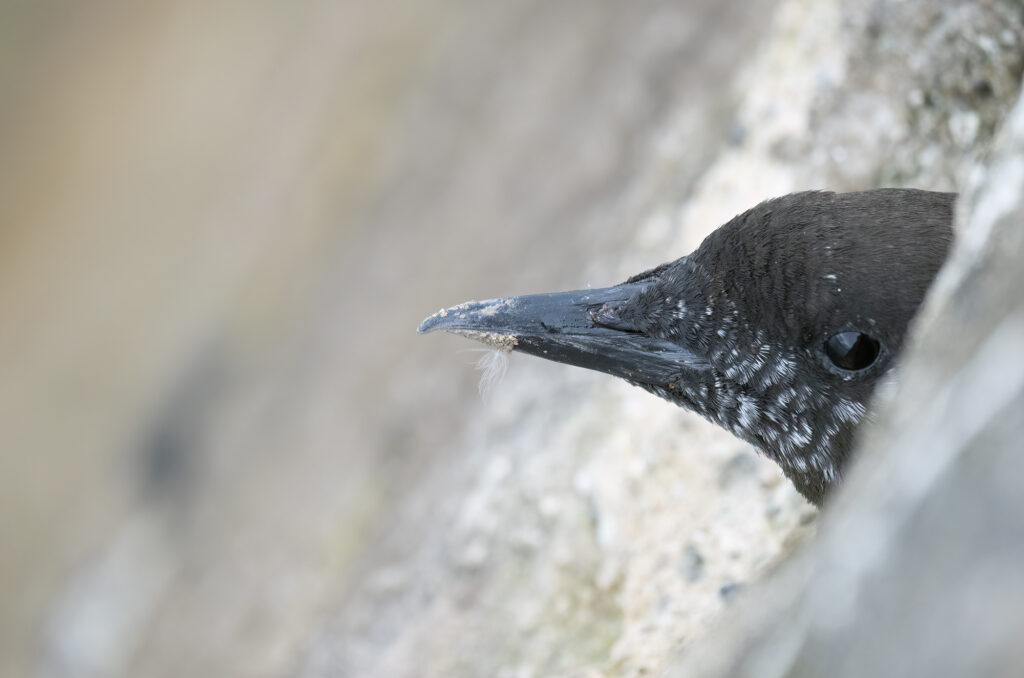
824, 331, 880, 371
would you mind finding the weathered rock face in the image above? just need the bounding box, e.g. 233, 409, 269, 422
6, 3, 789, 678
669, 82, 1024, 678
7, 1, 1023, 677
304, 2, 1024, 677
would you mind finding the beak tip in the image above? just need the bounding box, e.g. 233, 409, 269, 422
417, 311, 445, 334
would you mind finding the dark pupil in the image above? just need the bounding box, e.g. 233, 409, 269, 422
825, 331, 880, 371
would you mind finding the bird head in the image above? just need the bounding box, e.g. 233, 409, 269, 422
419, 189, 954, 504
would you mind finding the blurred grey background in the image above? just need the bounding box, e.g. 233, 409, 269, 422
2, 2, 1022, 678
1, 2, 774, 676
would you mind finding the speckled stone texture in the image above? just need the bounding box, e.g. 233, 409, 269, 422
10, 1, 1022, 677
668, 75, 1024, 678
303, 1, 1024, 677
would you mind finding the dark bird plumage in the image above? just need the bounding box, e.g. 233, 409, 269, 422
419, 189, 954, 505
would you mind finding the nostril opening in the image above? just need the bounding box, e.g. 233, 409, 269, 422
590, 303, 620, 326
590, 303, 644, 334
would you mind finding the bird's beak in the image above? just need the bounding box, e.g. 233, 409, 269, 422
418, 283, 708, 387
